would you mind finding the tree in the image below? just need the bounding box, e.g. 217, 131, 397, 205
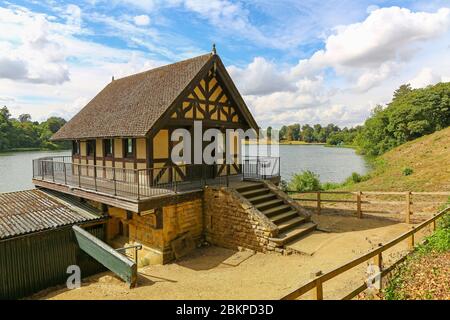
279, 125, 287, 140
18, 114, 32, 123
301, 124, 314, 142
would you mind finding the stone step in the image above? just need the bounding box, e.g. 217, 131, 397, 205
270, 222, 317, 246
270, 210, 299, 224
248, 193, 277, 204
235, 183, 265, 194
240, 188, 270, 198
262, 204, 292, 217
277, 216, 306, 233
255, 198, 285, 211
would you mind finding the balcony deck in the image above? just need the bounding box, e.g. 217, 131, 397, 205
32, 156, 280, 212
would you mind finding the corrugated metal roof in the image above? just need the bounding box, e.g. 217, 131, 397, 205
0, 189, 105, 240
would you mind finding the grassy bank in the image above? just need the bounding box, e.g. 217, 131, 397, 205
383, 203, 450, 300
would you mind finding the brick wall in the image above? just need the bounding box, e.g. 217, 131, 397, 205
204, 187, 278, 252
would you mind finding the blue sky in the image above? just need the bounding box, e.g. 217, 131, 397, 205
1, 0, 450, 128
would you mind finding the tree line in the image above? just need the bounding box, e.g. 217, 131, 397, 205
276, 82, 450, 156
0, 106, 69, 152
276, 123, 361, 145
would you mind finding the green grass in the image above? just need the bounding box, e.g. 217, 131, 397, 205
384, 207, 450, 300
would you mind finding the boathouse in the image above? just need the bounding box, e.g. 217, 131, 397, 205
32, 50, 316, 266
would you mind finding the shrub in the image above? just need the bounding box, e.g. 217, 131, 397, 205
344, 172, 370, 185
288, 170, 321, 192
402, 167, 414, 176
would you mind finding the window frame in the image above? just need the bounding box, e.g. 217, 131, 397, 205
103, 139, 114, 158
86, 140, 96, 157
123, 138, 135, 159
72, 140, 80, 156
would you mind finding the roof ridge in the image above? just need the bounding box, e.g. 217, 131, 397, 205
113, 53, 213, 83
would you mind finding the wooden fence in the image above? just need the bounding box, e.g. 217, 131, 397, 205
280, 207, 449, 300
289, 190, 450, 223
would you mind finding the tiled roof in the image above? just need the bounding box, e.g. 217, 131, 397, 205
0, 189, 104, 240
52, 53, 213, 140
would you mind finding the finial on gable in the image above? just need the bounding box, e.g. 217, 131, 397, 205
212, 43, 217, 55
112, 76, 115, 82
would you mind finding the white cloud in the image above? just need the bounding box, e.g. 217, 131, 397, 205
133, 14, 150, 26
229, 6, 450, 128
228, 57, 294, 95
292, 7, 450, 90
409, 67, 442, 88
0, 5, 166, 121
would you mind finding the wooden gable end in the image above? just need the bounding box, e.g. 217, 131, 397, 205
169, 67, 244, 125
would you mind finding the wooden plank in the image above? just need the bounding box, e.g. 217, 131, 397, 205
72, 225, 137, 287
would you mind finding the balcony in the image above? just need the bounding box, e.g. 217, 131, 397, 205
32, 156, 280, 211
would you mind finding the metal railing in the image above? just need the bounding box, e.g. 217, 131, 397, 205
243, 156, 280, 180
32, 156, 280, 200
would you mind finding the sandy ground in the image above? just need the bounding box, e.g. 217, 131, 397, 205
33, 208, 436, 300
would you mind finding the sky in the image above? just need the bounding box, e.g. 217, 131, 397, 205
1, 0, 450, 129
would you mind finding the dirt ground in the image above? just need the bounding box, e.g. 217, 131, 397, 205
33, 205, 437, 300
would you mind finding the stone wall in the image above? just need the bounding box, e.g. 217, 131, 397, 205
204, 187, 278, 252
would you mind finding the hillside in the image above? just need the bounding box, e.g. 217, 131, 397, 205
345, 127, 450, 192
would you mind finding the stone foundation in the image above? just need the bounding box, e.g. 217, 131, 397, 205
204, 187, 279, 252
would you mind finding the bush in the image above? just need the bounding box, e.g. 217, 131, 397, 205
402, 167, 414, 176
344, 172, 370, 185
288, 170, 321, 192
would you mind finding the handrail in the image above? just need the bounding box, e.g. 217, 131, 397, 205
281, 206, 450, 300
32, 155, 281, 200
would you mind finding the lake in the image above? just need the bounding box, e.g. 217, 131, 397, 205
0, 145, 369, 193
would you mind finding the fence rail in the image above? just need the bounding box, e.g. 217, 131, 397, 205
281, 206, 449, 300
288, 190, 450, 223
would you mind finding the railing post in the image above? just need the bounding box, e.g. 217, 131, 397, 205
41, 161, 44, 180
356, 191, 362, 218
317, 192, 321, 215
94, 165, 98, 191
136, 170, 140, 200
113, 167, 117, 196
406, 191, 412, 224
52, 162, 55, 182
78, 164, 81, 188
63, 162, 67, 185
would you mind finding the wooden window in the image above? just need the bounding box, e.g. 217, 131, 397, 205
103, 139, 113, 157
86, 140, 96, 157
123, 138, 135, 158
72, 140, 80, 155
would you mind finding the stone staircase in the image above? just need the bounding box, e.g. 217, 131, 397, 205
235, 182, 316, 248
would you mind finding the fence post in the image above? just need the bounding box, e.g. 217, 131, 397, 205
356, 191, 362, 218
52, 162, 55, 182
315, 279, 324, 300
41, 161, 44, 180
408, 228, 415, 251
373, 244, 383, 270
406, 191, 412, 224
317, 192, 321, 215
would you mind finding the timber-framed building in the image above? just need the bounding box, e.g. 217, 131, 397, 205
32, 50, 316, 265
